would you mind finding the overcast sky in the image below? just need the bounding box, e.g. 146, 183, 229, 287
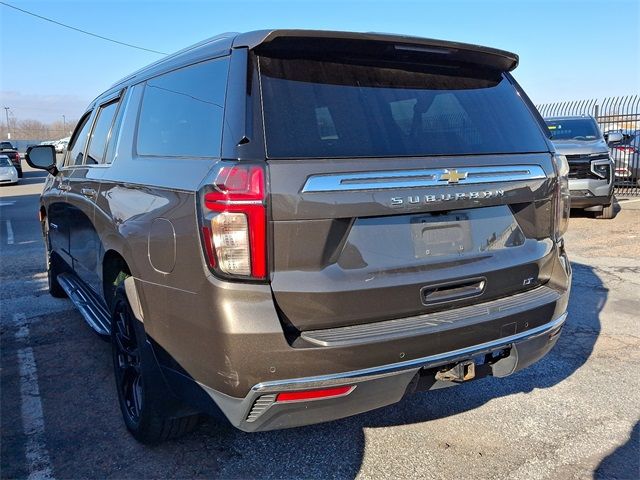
1, 0, 638, 125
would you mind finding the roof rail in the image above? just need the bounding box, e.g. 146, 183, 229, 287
109, 32, 238, 88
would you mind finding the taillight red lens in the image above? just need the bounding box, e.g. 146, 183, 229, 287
553, 154, 570, 239
206, 166, 264, 204
201, 226, 216, 268
203, 165, 267, 279
275, 386, 355, 402
615, 146, 633, 153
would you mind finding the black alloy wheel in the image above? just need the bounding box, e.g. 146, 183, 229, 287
109, 282, 201, 444
112, 297, 144, 425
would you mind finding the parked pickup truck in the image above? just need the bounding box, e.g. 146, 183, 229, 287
0, 142, 22, 178
544, 116, 622, 219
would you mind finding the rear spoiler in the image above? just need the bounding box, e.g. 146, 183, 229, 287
233, 29, 519, 72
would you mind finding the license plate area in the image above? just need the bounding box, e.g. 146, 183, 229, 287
339, 206, 527, 271
411, 211, 473, 259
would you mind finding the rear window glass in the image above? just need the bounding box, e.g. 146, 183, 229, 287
86, 100, 119, 165
545, 118, 601, 141
137, 57, 229, 158
259, 57, 548, 159
0, 156, 12, 167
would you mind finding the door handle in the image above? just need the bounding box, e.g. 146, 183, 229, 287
420, 278, 486, 306
81, 188, 97, 198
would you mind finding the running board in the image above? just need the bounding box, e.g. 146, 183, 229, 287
57, 272, 111, 336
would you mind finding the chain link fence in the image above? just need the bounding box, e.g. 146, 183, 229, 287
536, 96, 640, 196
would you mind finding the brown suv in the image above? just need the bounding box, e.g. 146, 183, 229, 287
26, 30, 571, 444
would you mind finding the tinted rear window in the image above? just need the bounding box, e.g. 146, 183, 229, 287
137, 57, 229, 158
259, 57, 548, 158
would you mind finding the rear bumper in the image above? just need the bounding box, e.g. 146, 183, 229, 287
204, 312, 567, 432
138, 244, 571, 431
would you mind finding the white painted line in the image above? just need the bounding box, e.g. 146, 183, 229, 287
0, 200, 16, 206
6, 219, 14, 244
14, 313, 55, 480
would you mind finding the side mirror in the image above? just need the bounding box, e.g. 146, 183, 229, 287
606, 131, 624, 145
25, 145, 58, 176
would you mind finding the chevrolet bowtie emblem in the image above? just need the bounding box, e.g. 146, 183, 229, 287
440, 169, 468, 184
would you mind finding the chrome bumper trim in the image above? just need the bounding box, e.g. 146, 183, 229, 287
252, 312, 567, 392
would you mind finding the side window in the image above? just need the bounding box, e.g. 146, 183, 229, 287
65, 112, 93, 167
104, 89, 131, 164
86, 99, 120, 165
136, 57, 230, 157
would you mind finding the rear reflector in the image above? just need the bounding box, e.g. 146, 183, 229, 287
275, 385, 355, 402
201, 226, 216, 268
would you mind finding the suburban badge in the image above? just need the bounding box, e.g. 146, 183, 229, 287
390, 189, 505, 207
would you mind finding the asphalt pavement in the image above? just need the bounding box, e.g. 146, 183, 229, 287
1, 167, 639, 479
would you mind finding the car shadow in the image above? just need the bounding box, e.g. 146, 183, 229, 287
160, 261, 604, 479
16, 170, 48, 187
594, 421, 639, 480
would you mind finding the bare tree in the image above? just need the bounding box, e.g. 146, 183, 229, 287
0, 118, 78, 141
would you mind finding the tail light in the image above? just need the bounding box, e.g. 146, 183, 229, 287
615, 146, 634, 154
553, 154, 570, 239
200, 163, 267, 280
16, 153, 20, 161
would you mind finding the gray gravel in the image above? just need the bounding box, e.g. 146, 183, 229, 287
1, 168, 639, 479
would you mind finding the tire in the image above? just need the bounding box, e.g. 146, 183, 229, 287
44, 221, 66, 298
594, 200, 616, 220
17, 168, 23, 178
110, 280, 200, 444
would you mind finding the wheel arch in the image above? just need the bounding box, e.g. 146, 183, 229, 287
102, 249, 132, 311
39, 204, 47, 233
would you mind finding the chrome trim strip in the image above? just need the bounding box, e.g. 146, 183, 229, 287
301, 165, 547, 193
252, 312, 567, 391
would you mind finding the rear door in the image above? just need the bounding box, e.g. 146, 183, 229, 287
67, 93, 123, 295
258, 52, 556, 332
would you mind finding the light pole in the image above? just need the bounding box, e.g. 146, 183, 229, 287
62, 114, 66, 136
3, 107, 10, 140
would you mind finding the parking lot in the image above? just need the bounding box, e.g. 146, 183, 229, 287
1, 166, 639, 479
